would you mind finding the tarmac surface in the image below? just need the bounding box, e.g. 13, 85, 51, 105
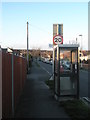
15, 60, 70, 119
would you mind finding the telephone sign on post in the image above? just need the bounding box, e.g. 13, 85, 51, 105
53, 35, 63, 45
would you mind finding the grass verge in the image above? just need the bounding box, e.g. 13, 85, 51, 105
60, 99, 90, 120
45, 79, 90, 120
29, 61, 32, 67
45, 80, 54, 90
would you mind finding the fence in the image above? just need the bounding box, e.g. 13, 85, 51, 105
0, 50, 27, 118
0, 51, 2, 120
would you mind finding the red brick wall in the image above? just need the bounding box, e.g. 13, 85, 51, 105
2, 52, 27, 118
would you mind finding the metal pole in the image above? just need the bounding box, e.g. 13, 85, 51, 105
27, 22, 29, 72
77, 47, 79, 99
53, 46, 55, 94
52, 46, 55, 75
57, 45, 60, 95
76, 38, 77, 44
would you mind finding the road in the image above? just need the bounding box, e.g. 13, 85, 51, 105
38, 61, 52, 76
79, 70, 88, 97
38, 60, 89, 98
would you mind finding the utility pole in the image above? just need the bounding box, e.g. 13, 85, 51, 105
76, 38, 77, 44
27, 22, 29, 72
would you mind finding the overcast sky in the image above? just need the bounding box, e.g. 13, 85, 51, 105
0, 1, 88, 50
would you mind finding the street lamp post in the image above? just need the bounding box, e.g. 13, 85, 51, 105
79, 34, 83, 68
27, 22, 29, 72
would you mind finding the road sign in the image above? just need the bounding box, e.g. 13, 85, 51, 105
53, 35, 63, 45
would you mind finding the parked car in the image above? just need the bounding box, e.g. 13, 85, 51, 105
49, 58, 53, 65
65, 61, 70, 69
60, 65, 64, 72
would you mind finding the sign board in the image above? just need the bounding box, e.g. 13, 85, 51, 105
53, 35, 63, 45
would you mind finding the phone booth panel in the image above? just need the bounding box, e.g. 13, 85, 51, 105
54, 44, 79, 100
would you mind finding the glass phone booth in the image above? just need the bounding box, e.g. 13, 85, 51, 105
54, 44, 79, 100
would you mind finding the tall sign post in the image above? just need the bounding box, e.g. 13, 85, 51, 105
27, 22, 29, 72
52, 24, 63, 94
52, 24, 63, 75
53, 24, 63, 39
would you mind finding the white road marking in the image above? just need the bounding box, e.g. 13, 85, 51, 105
41, 66, 52, 76
38, 62, 52, 76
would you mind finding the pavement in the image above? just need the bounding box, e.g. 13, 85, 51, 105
14, 60, 70, 119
